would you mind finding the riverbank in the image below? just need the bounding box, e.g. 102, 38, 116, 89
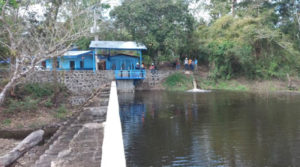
0, 83, 75, 131
162, 67, 300, 93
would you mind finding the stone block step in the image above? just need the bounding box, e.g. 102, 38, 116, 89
34, 84, 109, 167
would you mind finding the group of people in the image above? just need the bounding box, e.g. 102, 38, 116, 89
135, 58, 197, 72
173, 58, 198, 71
136, 62, 156, 73
183, 58, 197, 71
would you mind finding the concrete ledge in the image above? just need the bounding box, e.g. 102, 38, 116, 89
101, 81, 126, 167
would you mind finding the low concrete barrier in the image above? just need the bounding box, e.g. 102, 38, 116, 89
101, 81, 126, 167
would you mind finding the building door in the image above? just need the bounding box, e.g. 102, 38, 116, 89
70, 61, 75, 70
98, 60, 106, 70
80, 61, 84, 69
42, 61, 46, 69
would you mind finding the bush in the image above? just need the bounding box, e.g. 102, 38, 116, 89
15, 83, 68, 98
199, 15, 300, 80
54, 105, 68, 119
163, 72, 193, 91
2, 119, 11, 126
5, 97, 39, 113
44, 99, 53, 108
22, 83, 54, 97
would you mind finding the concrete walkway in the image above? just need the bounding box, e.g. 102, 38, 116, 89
101, 81, 126, 167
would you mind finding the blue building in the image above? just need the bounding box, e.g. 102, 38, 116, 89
44, 50, 93, 70
44, 41, 147, 80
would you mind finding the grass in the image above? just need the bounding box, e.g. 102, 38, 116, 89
163, 72, 193, 91
4, 83, 69, 113
53, 105, 69, 120
197, 77, 249, 91
2, 119, 11, 126
44, 99, 53, 108
4, 97, 39, 113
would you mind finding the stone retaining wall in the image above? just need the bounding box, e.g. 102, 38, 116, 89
135, 70, 177, 90
26, 71, 114, 95
26, 70, 178, 95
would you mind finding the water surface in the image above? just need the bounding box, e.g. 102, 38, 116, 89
119, 91, 300, 167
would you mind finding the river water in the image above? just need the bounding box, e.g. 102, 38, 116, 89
119, 91, 300, 167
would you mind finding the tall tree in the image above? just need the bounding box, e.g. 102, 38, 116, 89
110, 0, 195, 60
197, 0, 300, 79
0, 0, 99, 105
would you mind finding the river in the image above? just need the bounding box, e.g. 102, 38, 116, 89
119, 90, 300, 167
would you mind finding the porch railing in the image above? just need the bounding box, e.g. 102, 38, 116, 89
115, 70, 146, 80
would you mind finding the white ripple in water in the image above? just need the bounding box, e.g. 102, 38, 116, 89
186, 88, 212, 93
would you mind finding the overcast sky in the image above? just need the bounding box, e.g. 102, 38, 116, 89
21, 0, 211, 22
101, 0, 210, 22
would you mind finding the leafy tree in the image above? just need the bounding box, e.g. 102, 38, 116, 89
199, 14, 300, 79
110, 0, 195, 60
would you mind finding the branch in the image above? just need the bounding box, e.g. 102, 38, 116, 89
1, 0, 9, 18
0, 40, 12, 50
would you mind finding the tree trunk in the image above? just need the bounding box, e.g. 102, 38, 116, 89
0, 130, 44, 167
232, 0, 237, 16
52, 57, 59, 107
0, 77, 16, 106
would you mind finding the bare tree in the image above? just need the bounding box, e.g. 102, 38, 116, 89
0, 0, 99, 105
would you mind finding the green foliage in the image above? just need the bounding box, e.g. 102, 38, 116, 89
4, 83, 69, 113
111, 0, 195, 60
15, 83, 67, 98
197, 78, 248, 91
2, 119, 11, 125
163, 72, 193, 91
75, 37, 93, 50
207, 40, 235, 80
0, 78, 9, 88
44, 99, 53, 108
5, 97, 39, 113
199, 13, 300, 80
0, 0, 18, 11
54, 105, 68, 119
21, 83, 54, 98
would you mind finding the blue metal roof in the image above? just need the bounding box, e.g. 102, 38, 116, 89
64, 50, 92, 56
89, 41, 147, 50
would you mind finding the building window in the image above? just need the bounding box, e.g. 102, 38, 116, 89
80, 61, 84, 69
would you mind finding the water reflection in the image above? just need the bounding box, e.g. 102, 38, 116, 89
119, 91, 300, 167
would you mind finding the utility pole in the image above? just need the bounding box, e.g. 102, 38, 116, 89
91, 9, 99, 41
232, 0, 237, 16
93, 9, 99, 41
91, 8, 100, 72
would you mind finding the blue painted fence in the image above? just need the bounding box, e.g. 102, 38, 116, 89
115, 70, 146, 80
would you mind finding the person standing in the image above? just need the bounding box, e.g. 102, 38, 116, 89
194, 58, 198, 71
184, 58, 188, 70
191, 60, 195, 71
150, 63, 155, 74
176, 60, 180, 70
188, 58, 192, 70
141, 63, 145, 69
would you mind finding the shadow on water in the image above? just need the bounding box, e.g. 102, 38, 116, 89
119, 90, 300, 167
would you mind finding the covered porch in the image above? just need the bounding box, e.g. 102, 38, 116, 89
89, 41, 147, 80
